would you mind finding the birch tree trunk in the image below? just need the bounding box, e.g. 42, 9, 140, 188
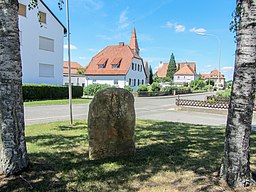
0, 0, 28, 175
220, 0, 256, 187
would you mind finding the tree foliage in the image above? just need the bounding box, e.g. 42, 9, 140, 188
149, 65, 153, 84
166, 53, 177, 81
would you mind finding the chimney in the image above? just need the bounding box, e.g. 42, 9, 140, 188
119, 42, 124, 46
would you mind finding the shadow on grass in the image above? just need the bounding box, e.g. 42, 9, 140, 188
0, 120, 228, 192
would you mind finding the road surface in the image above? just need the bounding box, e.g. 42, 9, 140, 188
24, 92, 256, 126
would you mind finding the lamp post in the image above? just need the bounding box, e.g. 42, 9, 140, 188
197, 33, 221, 89
66, 0, 73, 125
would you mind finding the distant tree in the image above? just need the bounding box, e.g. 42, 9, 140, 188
220, 0, 256, 188
149, 65, 153, 84
77, 68, 85, 75
166, 53, 177, 81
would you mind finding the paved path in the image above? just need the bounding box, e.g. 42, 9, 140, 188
24, 92, 256, 126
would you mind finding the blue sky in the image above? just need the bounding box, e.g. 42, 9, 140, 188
44, 0, 236, 80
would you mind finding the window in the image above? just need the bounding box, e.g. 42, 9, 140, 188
134, 79, 136, 86
82, 83, 85, 87
18, 3, 26, 17
39, 11, 46, 24
112, 64, 119, 69
39, 64, 54, 77
77, 78, 79, 86
39, 36, 54, 52
132, 63, 134, 70
92, 79, 96, 84
142, 80, 144, 85
129, 78, 131, 86
135, 64, 137, 71
114, 79, 118, 85
98, 64, 105, 69
138, 79, 140, 86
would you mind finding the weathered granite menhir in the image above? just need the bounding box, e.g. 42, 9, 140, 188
88, 88, 135, 160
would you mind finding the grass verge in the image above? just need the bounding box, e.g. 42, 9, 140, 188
24, 98, 91, 106
1, 120, 256, 191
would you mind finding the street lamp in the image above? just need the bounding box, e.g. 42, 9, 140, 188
197, 32, 221, 89
66, 0, 73, 125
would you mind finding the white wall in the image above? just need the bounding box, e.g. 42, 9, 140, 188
19, 0, 64, 85
126, 58, 147, 90
174, 74, 198, 84
63, 75, 86, 87
86, 76, 126, 88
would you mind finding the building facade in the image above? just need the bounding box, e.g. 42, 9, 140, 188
63, 61, 86, 87
201, 69, 225, 88
85, 28, 147, 90
18, 0, 66, 85
173, 62, 198, 85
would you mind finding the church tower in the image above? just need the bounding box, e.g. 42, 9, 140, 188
129, 27, 140, 55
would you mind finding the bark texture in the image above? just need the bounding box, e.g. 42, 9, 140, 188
220, 0, 256, 187
0, 0, 28, 175
88, 88, 135, 160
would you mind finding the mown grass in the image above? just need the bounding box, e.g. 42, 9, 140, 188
1, 120, 256, 192
24, 98, 91, 106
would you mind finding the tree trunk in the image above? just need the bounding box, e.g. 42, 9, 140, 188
0, 0, 28, 175
220, 0, 256, 187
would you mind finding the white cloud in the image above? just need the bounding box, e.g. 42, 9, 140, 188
88, 48, 97, 52
78, 56, 87, 60
80, 0, 103, 11
189, 27, 207, 34
119, 9, 129, 30
64, 44, 78, 50
222, 66, 234, 71
206, 64, 212, 68
165, 22, 185, 32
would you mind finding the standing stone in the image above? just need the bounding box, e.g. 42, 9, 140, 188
88, 88, 135, 160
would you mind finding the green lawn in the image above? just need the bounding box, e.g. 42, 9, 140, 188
1, 120, 256, 192
24, 98, 91, 106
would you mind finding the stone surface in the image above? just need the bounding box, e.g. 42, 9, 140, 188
88, 88, 135, 160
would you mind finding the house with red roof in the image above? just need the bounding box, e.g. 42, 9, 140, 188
63, 61, 86, 86
201, 69, 225, 88
85, 28, 147, 90
156, 62, 169, 78
173, 62, 198, 85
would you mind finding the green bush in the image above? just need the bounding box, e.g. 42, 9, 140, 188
137, 84, 149, 92
124, 85, 133, 92
150, 82, 161, 92
83, 83, 110, 96
22, 84, 83, 101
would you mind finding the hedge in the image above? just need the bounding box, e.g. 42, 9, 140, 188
22, 84, 83, 101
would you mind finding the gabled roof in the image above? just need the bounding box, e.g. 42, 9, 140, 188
85, 44, 142, 76
177, 62, 196, 73
175, 64, 196, 75
157, 63, 168, 78
40, 0, 67, 34
202, 69, 225, 79
63, 61, 84, 75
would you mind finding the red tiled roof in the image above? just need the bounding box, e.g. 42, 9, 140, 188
202, 69, 225, 79
63, 61, 84, 75
85, 44, 142, 75
175, 64, 196, 75
130, 27, 139, 52
177, 62, 196, 73
157, 63, 168, 78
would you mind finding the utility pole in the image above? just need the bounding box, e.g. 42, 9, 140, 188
66, 0, 73, 124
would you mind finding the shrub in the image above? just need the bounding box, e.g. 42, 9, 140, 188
22, 84, 83, 101
137, 84, 149, 92
150, 82, 161, 92
160, 86, 177, 92
83, 83, 110, 96
124, 85, 133, 92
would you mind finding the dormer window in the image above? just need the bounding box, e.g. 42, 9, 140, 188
97, 58, 108, 69
111, 58, 122, 69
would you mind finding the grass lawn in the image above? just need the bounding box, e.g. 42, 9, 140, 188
1, 120, 256, 192
24, 98, 91, 106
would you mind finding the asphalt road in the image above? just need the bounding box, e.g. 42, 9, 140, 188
25, 92, 240, 126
